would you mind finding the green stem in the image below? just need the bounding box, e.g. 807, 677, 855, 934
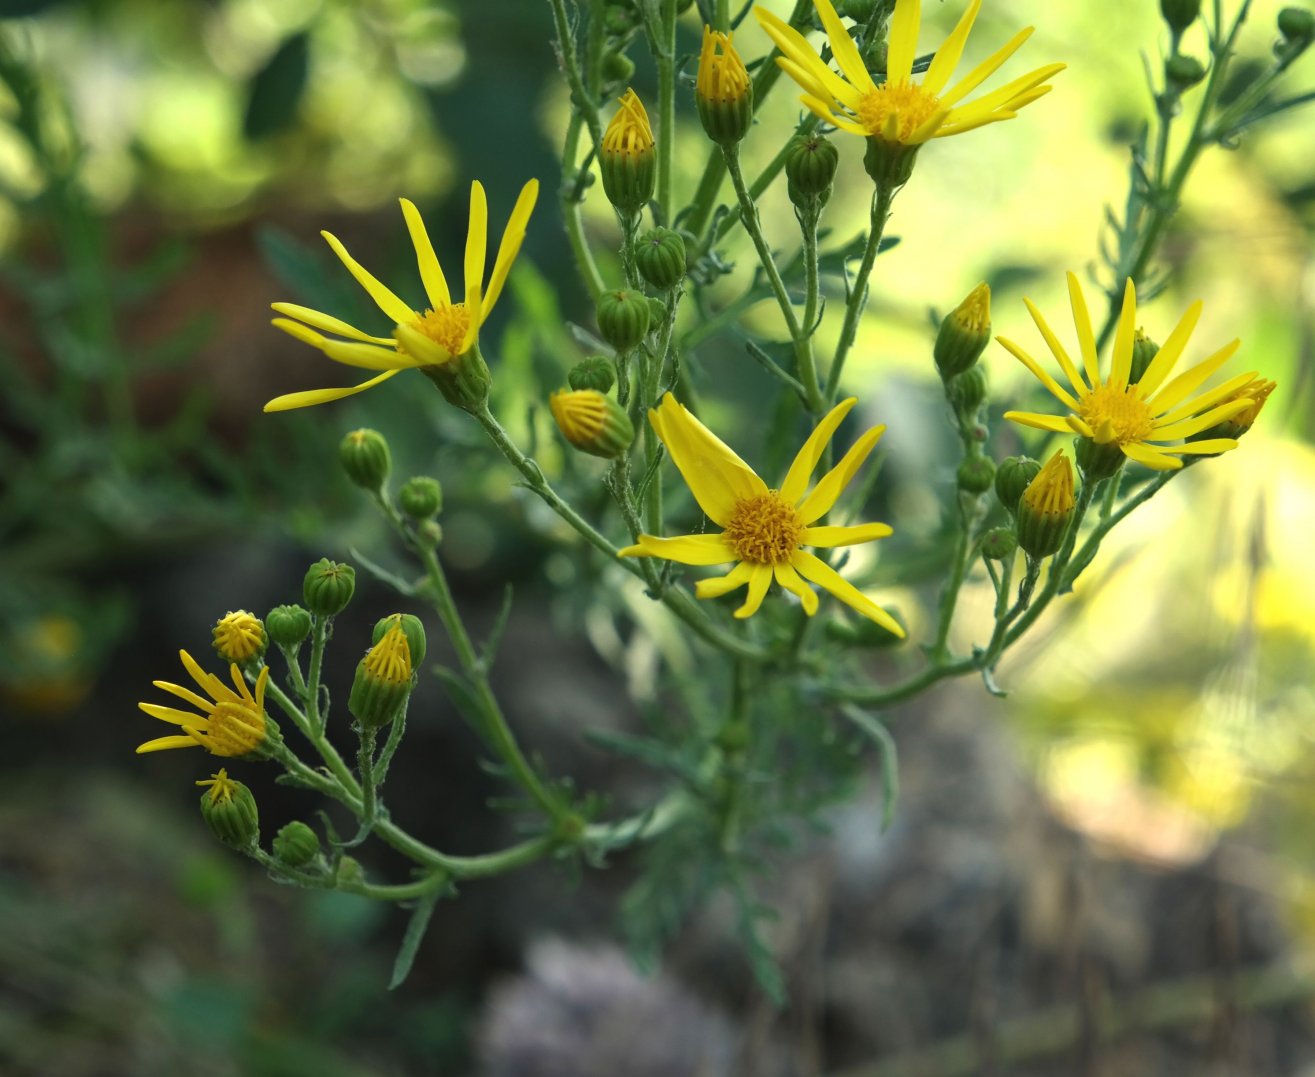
723, 146, 802, 339
930, 495, 977, 662
263, 677, 361, 798
655, 0, 676, 222
712, 117, 820, 245
305, 616, 329, 734
825, 182, 894, 399
562, 113, 605, 300
356, 725, 379, 833
796, 202, 824, 412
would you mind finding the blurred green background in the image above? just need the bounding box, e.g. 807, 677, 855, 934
2, 0, 1314, 1073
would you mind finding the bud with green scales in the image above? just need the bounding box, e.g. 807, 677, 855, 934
1129, 329, 1159, 385
568, 356, 617, 394
212, 611, 267, 665
935, 283, 991, 379
695, 26, 753, 145
1160, 0, 1200, 32
786, 134, 839, 208
348, 622, 414, 730
980, 527, 1018, 561
418, 345, 492, 412
596, 289, 651, 352
636, 228, 686, 291
599, 89, 655, 215
549, 390, 636, 459
272, 820, 321, 867
947, 366, 989, 413
1277, 7, 1315, 63
398, 476, 443, 519
1074, 435, 1125, 482
1017, 451, 1075, 559
197, 770, 259, 851
303, 558, 355, 616
956, 455, 996, 495
266, 604, 312, 649
339, 428, 391, 493
1165, 54, 1206, 91
373, 613, 427, 668
995, 455, 1041, 515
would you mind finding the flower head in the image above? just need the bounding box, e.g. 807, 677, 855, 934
620, 395, 902, 634
602, 88, 655, 157
1002, 273, 1259, 471
600, 90, 656, 213
696, 27, 753, 143
265, 179, 539, 412
756, 0, 1063, 150
137, 651, 269, 757
212, 610, 266, 664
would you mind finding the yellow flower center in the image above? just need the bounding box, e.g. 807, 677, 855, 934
365, 626, 412, 685
1079, 382, 1155, 445
411, 304, 471, 357
724, 491, 803, 565
207, 702, 266, 757
857, 80, 943, 143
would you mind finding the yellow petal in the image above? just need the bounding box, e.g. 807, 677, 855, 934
137, 702, 203, 726
796, 423, 885, 524
1022, 297, 1088, 397
695, 561, 755, 599
996, 336, 1080, 410
886, 0, 920, 85
179, 649, 229, 702
263, 370, 402, 412
801, 522, 893, 547
792, 551, 905, 635
272, 318, 414, 371
1154, 370, 1256, 426
1145, 339, 1241, 416
1151, 397, 1252, 441
463, 180, 489, 340
1158, 438, 1238, 455
150, 679, 215, 714
135, 735, 202, 754
395, 323, 453, 366
800, 93, 869, 134
1066, 271, 1102, 388
400, 197, 452, 309
937, 26, 1034, 107
780, 397, 857, 504
922, 0, 980, 96
616, 533, 737, 565
1133, 299, 1203, 398
733, 564, 774, 619
1109, 278, 1138, 387
483, 178, 539, 320
1002, 410, 1076, 434
1120, 442, 1182, 470
814, 0, 878, 92
271, 302, 395, 346
649, 394, 767, 526
321, 231, 414, 324
945, 63, 1065, 126
774, 561, 819, 616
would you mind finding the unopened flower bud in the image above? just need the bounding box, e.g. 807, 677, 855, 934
980, 527, 1018, 561
1130, 328, 1159, 384
863, 133, 920, 190
398, 476, 443, 519
373, 613, 427, 669
956, 455, 996, 495
935, 283, 991, 379
636, 228, 686, 291
601, 52, 635, 88
596, 289, 651, 352
568, 356, 617, 393
266, 604, 312, 649
1074, 434, 1126, 481
785, 134, 839, 206
416, 519, 444, 547
947, 366, 989, 413
1165, 54, 1207, 91
348, 622, 414, 730
339, 428, 391, 493
272, 820, 320, 867
1161, 0, 1200, 32
995, 455, 1041, 515
550, 389, 636, 459
303, 558, 355, 617
1017, 451, 1075, 559
599, 89, 655, 215
197, 770, 259, 851
1279, 6, 1315, 43
696, 27, 753, 145
212, 610, 266, 665
418, 346, 491, 411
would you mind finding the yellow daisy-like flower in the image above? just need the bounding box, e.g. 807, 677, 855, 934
137, 650, 269, 757
1001, 273, 1258, 471
619, 394, 903, 634
755, 0, 1063, 147
265, 178, 539, 412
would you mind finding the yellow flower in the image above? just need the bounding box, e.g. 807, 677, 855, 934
265, 179, 539, 412
619, 394, 903, 634
365, 623, 413, 685
1002, 273, 1258, 471
755, 0, 1063, 146
697, 26, 751, 106
602, 88, 655, 158
212, 610, 266, 664
137, 650, 269, 757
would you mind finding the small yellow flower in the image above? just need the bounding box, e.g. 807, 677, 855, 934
756, 0, 1063, 147
602, 88, 655, 158
1021, 450, 1074, 517
697, 26, 751, 106
212, 610, 266, 664
197, 768, 241, 805
365, 624, 413, 685
137, 650, 269, 757
620, 394, 902, 633
265, 179, 539, 412
1002, 273, 1258, 470
599, 89, 656, 213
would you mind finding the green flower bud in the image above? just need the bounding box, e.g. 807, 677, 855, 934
980, 527, 1018, 561
336, 855, 365, 887
1016, 451, 1075, 559
266, 604, 312, 649
1165, 54, 1207, 91
1130, 328, 1159, 385
695, 27, 753, 145
398, 476, 443, 519
600, 89, 655, 215
348, 622, 414, 730
418, 346, 491, 412
303, 558, 355, 617
1074, 435, 1126, 481
1160, 0, 1200, 31
596, 289, 651, 352
568, 356, 617, 394
373, 613, 427, 669
947, 366, 989, 413
635, 228, 686, 291
416, 519, 444, 547
601, 52, 635, 88
549, 389, 636, 459
785, 134, 839, 206
934, 283, 991, 379
338, 428, 391, 493
956, 455, 996, 495
1279, 6, 1315, 41
212, 610, 267, 665
995, 455, 1041, 515
603, 3, 640, 36
197, 770, 259, 851
272, 820, 320, 867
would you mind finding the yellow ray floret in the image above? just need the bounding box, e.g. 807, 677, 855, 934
265, 178, 539, 412
619, 394, 902, 633
1001, 274, 1259, 471
755, 0, 1063, 147
137, 650, 269, 757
